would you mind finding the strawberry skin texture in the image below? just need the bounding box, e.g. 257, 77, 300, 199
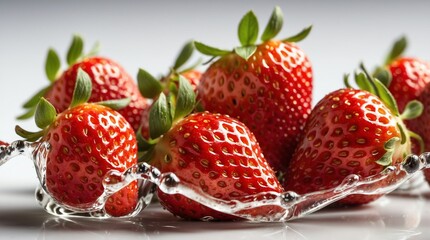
152, 112, 284, 220
197, 40, 312, 173
283, 89, 409, 205
388, 57, 430, 112
44, 57, 148, 131
43, 103, 138, 217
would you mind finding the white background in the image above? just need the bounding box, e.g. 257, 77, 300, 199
1, 1, 430, 239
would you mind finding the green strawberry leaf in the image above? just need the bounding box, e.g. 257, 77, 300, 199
168, 93, 176, 121
173, 41, 195, 71
137, 68, 163, 99
97, 97, 131, 110
16, 107, 36, 120
70, 68, 92, 108
67, 34, 84, 66
373, 78, 399, 116
194, 41, 230, 57
397, 123, 407, 145
238, 10, 259, 46
283, 25, 312, 43
373, 67, 392, 87
234, 46, 257, 61
173, 75, 196, 122
376, 137, 400, 166
384, 36, 407, 66
401, 100, 423, 120
261, 6, 283, 42
343, 74, 352, 88
35, 97, 57, 129
355, 72, 376, 95
22, 86, 50, 109
409, 130, 425, 154
45, 48, 61, 82
149, 93, 172, 139
15, 125, 44, 142
86, 41, 101, 57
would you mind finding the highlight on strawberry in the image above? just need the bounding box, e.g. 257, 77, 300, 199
282, 68, 423, 205
194, 6, 313, 174
136, 41, 201, 140
18, 34, 148, 132
139, 76, 284, 221
16, 69, 139, 217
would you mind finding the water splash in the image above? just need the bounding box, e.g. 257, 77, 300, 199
1, 140, 429, 221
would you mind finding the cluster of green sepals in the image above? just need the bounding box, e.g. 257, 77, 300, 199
137, 41, 199, 99
16, 69, 130, 142
344, 63, 424, 167
137, 75, 196, 161
194, 6, 312, 61
372, 36, 408, 86
18, 35, 100, 120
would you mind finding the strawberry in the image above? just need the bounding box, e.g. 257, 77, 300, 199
368, 37, 430, 182
282, 72, 421, 205
142, 76, 283, 220
16, 69, 139, 217
0, 141, 7, 146
372, 37, 430, 112
407, 83, 430, 182
137, 41, 201, 140
194, 7, 313, 173
19, 35, 148, 132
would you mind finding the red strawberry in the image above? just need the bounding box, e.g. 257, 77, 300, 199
137, 41, 201, 140
407, 84, 430, 182
16, 69, 139, 217
283, 73, 419, 205
372, 37, 430, 112
387, 57, 430, 112
19, 35, 148, 132
369, 37, 430, 182
195, 7, 313, 173
142, 76, 283, 220
0, 141, 7, 146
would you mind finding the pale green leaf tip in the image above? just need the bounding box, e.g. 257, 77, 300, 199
70, 68, 92, 108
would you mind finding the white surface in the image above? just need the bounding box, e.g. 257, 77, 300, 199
0, 181, 430, 240
1, 1, 430, 239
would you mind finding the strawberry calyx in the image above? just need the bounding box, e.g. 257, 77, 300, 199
138, 75, 196, 161
371, 36, 407, 88
137, 41, 199, 99
18, 35, 100, 120
16, 68, 130, 142
194, 6, 312, 61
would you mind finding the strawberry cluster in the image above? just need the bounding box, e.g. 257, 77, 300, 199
1, 6, 430, 221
